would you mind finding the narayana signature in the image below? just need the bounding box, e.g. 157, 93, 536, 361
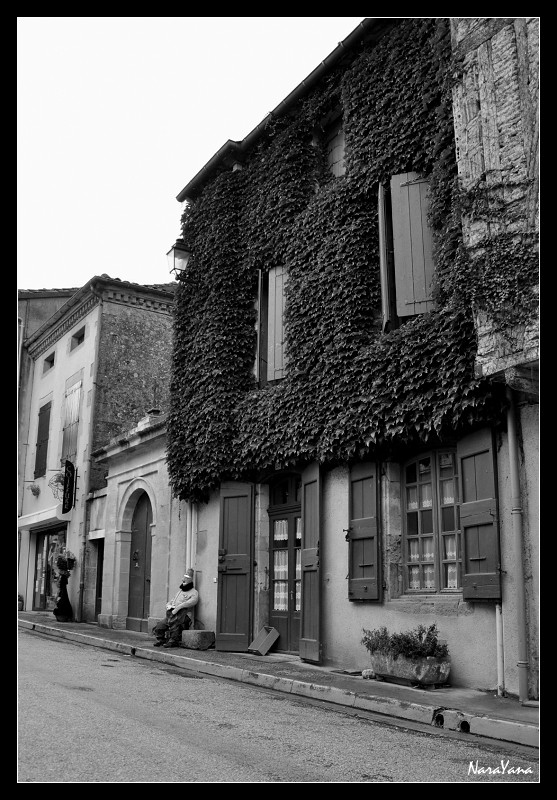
468, 760, 533, 776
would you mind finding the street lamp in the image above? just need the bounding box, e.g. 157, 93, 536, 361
166, 239, 192, 279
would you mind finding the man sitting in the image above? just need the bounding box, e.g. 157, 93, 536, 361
152, 569, 199, 648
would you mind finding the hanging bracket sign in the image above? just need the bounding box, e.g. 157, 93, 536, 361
62, 460, 76, 514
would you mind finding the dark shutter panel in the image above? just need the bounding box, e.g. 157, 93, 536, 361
457, 429, 502, 601
216, 482, 254, 651
299, 462, 321, 663
378, 183, 395, 331
34, 401, 51, 478
348, 463, 381, 601
256, 270, 268, 384
391, 172, 435, 317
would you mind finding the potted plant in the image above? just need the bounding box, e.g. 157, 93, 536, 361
55, 549, 76, 573
361, 623, 450, 686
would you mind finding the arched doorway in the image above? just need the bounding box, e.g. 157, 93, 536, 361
268, 474, 302, 653
126, 492, 153, 632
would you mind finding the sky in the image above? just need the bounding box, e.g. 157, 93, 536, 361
17, 16, 367, 291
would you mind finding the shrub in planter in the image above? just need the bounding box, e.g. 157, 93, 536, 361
361, 624, 450, 686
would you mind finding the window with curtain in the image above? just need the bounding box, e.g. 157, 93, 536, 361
403, 451, 461, 592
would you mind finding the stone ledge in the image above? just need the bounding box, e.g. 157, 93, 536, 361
181, 630, 215, 650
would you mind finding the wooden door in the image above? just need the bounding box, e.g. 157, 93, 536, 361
269, 509, 302, 652
216, 483, 254, 651
299, 462, 322, 663
126, 493, 152, 632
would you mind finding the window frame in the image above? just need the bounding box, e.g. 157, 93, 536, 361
42, 352, 55, 374
70, 326, 85, 351
402, 449, 461, 595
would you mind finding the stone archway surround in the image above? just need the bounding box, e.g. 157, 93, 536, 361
109, 479, 157, 629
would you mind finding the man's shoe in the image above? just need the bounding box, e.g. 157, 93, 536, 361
153, 641, 164, 647
163, 641, 180, 648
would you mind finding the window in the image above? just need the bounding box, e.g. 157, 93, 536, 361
256, 266, 287, 384
404, 451, 461, 592
43, 352, 55, 374
34, 401, 51, 478
61, 380, 82, 465
325, 118, 345, 177
70, 326, 85, 351
378, 172, 435, 330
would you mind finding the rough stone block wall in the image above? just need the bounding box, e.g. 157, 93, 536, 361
451, 17, 539, 377
451, 17, 539, 244
91, 300, 173, 490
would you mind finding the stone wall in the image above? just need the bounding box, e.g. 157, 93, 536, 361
451, 18, 539, 380
91, 299, 174, 490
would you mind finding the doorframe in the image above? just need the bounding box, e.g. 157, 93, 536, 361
110, 479, 157, 629
266, 472, 302, 653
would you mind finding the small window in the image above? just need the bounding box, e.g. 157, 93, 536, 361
70, 327, 85, 351
43, 352, 55, 373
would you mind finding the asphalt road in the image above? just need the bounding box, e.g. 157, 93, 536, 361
18, 630, 539, 783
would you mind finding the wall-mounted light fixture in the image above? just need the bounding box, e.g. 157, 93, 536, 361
166, 239, 192, 279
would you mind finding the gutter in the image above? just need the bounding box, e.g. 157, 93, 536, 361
177, 17, 393, 203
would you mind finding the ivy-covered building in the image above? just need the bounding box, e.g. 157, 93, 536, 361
166, 18, 539, 699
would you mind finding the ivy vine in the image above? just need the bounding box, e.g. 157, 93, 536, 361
167, 18, 535, 503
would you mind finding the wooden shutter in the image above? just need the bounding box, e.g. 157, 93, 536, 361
457, 429, 501, 601
390, 172, 435, 317
216, 482, 254, 651
34, 401, 51, 478
61, 381, 81, 465
266, 265, 286, 381
348, 463, 381, 601
299, 462, 321, 663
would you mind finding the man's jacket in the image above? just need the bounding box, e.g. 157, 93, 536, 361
166, 587, 199, 614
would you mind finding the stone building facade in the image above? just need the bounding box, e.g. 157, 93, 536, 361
161, 18, 538, 699
17, 275, 175, 623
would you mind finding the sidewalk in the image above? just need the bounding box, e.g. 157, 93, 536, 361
18, 611, 539, 750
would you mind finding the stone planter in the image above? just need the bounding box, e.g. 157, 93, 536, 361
369, 652, 451, 686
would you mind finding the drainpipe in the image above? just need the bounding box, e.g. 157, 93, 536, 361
77, 286, 102, 622
495, 602, 505, 696
191, 504, 198, 628
186, 502, 192, 571
17, 317, 24, 388
506, 385, 529, 702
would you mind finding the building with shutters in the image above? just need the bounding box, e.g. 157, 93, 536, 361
17, 275, 175, 624
162, 18, 538, 699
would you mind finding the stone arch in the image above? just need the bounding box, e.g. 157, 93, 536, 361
118, 478, 157, 534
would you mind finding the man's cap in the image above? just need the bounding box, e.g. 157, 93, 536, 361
183, 568, 194, 582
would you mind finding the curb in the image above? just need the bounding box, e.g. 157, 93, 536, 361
19, 620, 539, 749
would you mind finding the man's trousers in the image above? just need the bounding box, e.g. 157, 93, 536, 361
152, 608, 191, 644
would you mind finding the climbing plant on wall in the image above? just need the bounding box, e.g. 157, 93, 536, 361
167, 18, 533, 503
